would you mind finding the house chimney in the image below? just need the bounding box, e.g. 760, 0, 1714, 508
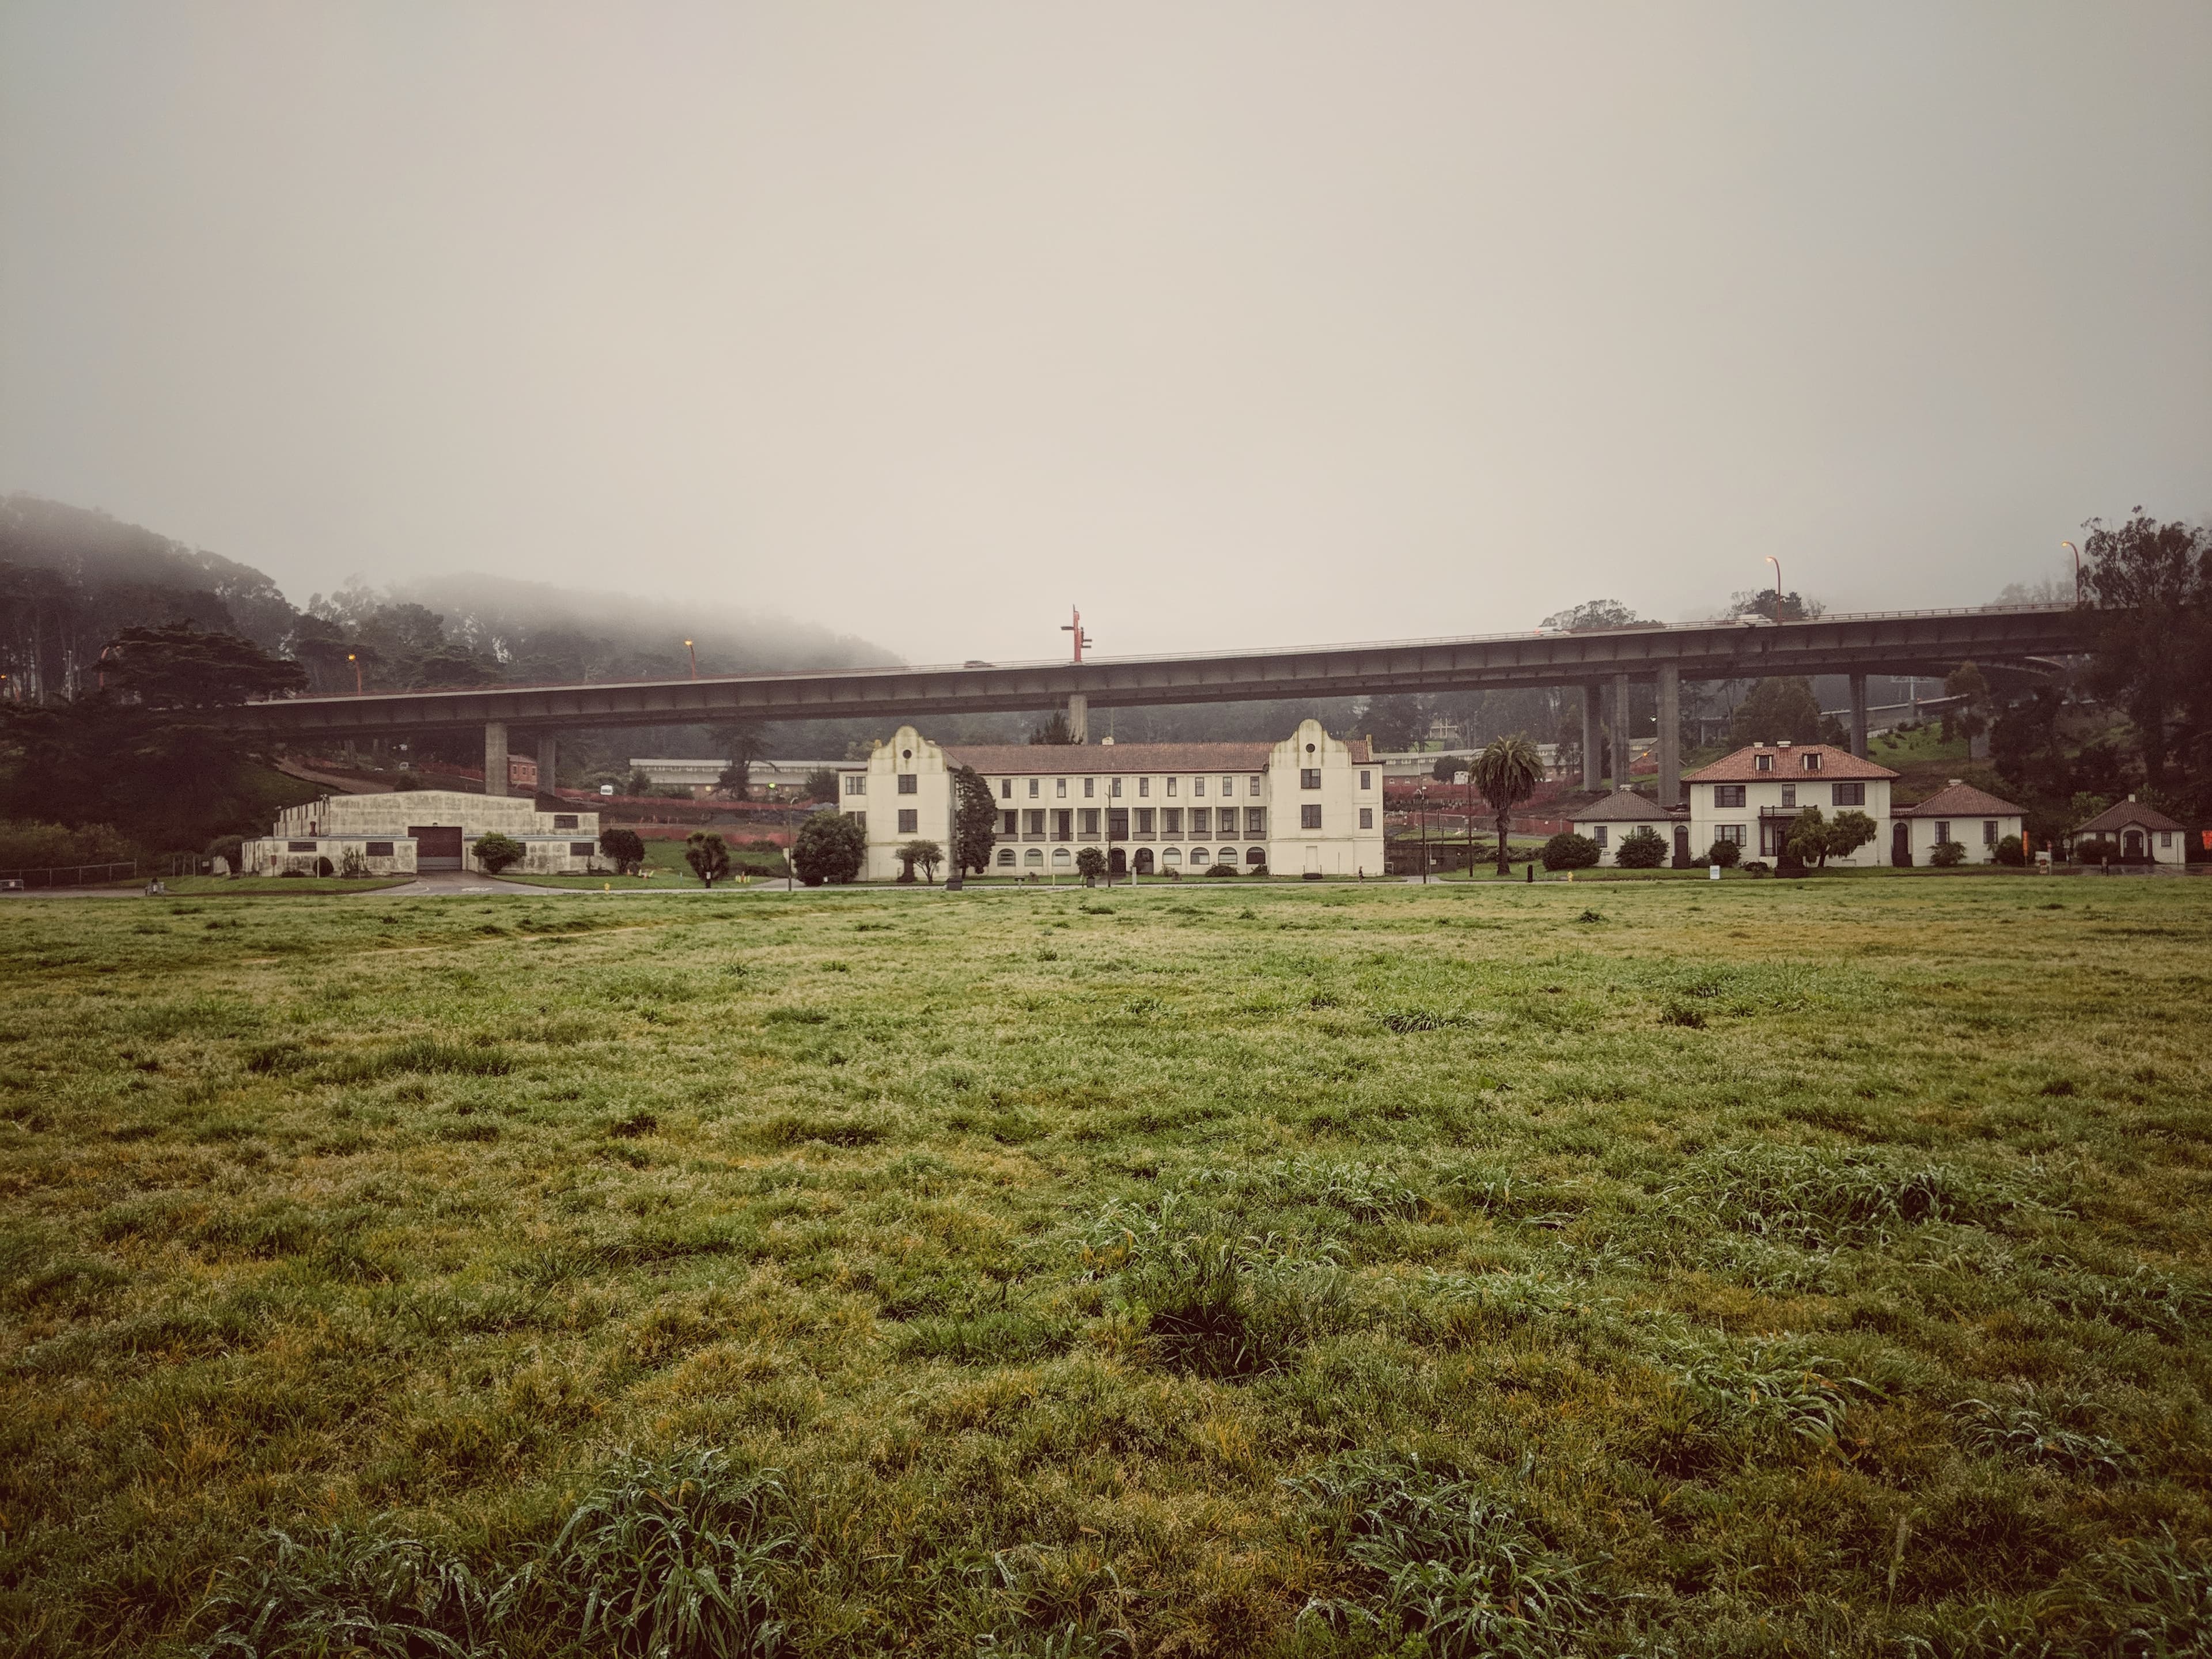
1777, 739, 1791, 748
2127, 792, 2135, 801
1948, 778, 1961, 787
1100, 735, 1115, 746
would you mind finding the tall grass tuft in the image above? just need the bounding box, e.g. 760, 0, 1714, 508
1290, 1452, 1603, 1658
196, 1448, 791, 1657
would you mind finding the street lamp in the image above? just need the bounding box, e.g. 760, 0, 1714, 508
348, 653, 361, 695
1415, 783, 1429, 884
684, 639, 698, 680
1763, 555, 1783, 618
2061, 541, 2082, 604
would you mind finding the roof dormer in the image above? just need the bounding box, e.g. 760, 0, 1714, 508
1802, 751, 1821, 771
1755, 753, 1773, 772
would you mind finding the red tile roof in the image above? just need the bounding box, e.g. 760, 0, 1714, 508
1570, 789, 1681, 822
2073, 798, 2183, 835
1895, 781, 2024, 818
1683, 743, 1897, 783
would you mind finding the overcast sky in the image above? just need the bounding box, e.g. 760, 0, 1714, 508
4, 3, 2208, 664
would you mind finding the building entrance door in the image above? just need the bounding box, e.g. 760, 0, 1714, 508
410, 826, 464, 871
1108, 848, 1126, 875
1891, 821, 1911, 866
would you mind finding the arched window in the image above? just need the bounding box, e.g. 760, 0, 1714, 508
995, 847, 1015, 867
1245, 846, 1266, 865
1024, 847, 1044, 866
1188, 847, 1210, 866
1134, 848, 1154, 874
1161, 847, 1181, 866
1218, 847, 1238, 866
1052, 846, 1071, 865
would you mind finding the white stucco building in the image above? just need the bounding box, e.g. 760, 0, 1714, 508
1569, 789, 1685, 865
243, 790, 601, 877
1893, 780, 2025, 865
839, 719, 1385, 880
1683, 742, 1899, 867
2069, 797, 2191, 867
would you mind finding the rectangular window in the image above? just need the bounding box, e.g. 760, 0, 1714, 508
1193, 777, 1206, 797
1249, 775, 1262, 796
1083, 777, 1095, 798
1832, 782, 1865, 806
897, 774, 917, 795
1301, 768, 1321, 789
1001, 810, 1018, 835
1300, 804, 1322, 830
1245, 806, 1266, 835
1028, 778, 1040, 798
1054, 810, 1072, 840
1983, 820, 1998, 845
1024, 809, 1045, 836
1803, 752, 1822, 771
1935, 820, 1952, 844
1107, 807, 1128, 839
1716, 824, 1745, 846
1080, 808, 1099, 836
1220, 776, 1233, 797
1781, 785, 1796, 809
287, 840, 315, 852
1135, 808, 1154, 836
1055, 778, 1067, 798
570, 842, 594, 858
1137, 777, 1149, 797
1359, 769, 1372, 790
366, 840, 393, 857
1190, 807, 1210, 835
2160, 831, 2173, 849
1163, 808, 1181, 834
851, 811, 866, 833
1593, 825, 1609, 847
999, 778, 1012, 798
1358, 807, 1373, 830
897, 809, 918, 834
1111, 778, 1123, 798
553, 813, 578, 830
846, 774, 866, 796
1166, 777, 1177, 797
1714, 785, 1747, 808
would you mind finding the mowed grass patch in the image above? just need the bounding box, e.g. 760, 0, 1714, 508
0, 878, 2209, 1655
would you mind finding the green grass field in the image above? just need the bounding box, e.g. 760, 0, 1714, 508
3, 878, 2209, 1656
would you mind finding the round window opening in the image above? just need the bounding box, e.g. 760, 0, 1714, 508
1306, 743, 1316, 753
901, 749, 912, 760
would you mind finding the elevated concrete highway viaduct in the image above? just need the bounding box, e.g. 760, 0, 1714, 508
236, 604, 2092, 808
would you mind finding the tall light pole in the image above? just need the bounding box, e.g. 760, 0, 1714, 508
1415, 782, 1429, 884
684, 639, 698, 680
2061, 541, 2082, 604
349, 653, 362, 695
1763, 555, 1783, 618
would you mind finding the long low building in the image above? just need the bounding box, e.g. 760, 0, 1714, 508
243, 790, 603, 877
840, 719, 1385, 880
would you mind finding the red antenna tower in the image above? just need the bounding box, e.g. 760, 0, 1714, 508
1060, 606, 1093, 663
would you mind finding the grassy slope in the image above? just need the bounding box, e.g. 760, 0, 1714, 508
1, 882, 2208, 1655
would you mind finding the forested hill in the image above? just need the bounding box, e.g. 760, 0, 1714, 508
0, 493, 895, 700
0, 495, 298, 697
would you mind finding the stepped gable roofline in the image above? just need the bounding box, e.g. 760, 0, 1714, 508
942, 742, 1277, 774
1895, 779, 2026, 819
1573, 788, 1680, 822
2072, 796, 2183, 835
1682, 742, 1897, 783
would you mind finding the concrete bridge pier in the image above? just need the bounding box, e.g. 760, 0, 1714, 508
536, 732, 559, 796
1849, 673, 1869, 759
484, 721, 509, 797
1657, 665, 1680, 806
1581, 685, 1601, 790
1613, 672, 1631, 785
1066, 693, 1088, 743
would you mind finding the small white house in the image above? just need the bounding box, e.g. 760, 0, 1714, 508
839, 719, 1385, 881
242, 790, 601, 877
1683, 741, 1898, 867
1893, 779, 2025, 865
2069, 796, 2190, 867
1569, 790, 1684, 865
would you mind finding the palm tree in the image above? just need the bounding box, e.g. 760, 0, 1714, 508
1472, 735, 1546, 877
